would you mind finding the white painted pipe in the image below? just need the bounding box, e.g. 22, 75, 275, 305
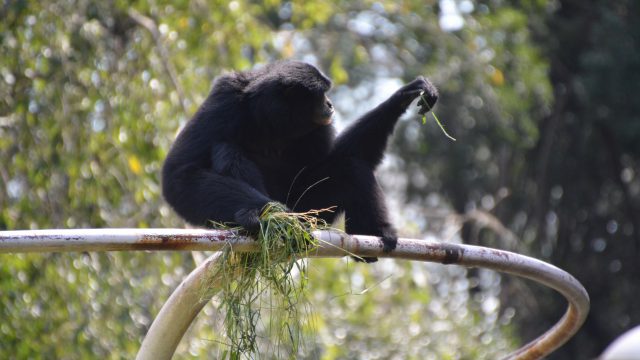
0, 229, 589, 359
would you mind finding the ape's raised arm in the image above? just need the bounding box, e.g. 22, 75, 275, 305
331, 77, 438, 167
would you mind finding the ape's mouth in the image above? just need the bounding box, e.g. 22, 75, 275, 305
319, 115, 333, 125
317, 108, 334, 125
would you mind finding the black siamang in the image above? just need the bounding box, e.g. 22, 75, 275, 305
162, 61, 437, 262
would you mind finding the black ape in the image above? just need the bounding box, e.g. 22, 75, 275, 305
162, 61, 437, 261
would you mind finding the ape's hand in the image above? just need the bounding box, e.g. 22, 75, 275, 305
234, 208, 262, 237
417, 86, 438, 115
392, 76, 439, 111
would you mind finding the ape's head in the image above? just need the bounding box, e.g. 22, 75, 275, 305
243, 61, 334, 141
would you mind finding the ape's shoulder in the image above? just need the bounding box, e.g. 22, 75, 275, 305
206, 71, 251, 100
194, 71, 251, 134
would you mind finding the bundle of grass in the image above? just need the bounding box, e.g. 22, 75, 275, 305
205, 202, 331, 358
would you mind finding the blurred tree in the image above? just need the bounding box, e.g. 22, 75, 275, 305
5, 0, 633, 359
518, 0, 640, 357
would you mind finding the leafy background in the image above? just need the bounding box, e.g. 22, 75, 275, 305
1, 0, 638, 358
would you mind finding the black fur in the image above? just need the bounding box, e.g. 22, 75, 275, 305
162, 60, 438, 262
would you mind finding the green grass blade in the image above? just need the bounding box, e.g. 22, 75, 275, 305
431, 112, 456, 141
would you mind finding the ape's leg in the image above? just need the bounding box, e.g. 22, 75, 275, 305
291, 159, 397, 262
162, 167, 271, 232
164, 140, 276, 234
339, 160, 397, 261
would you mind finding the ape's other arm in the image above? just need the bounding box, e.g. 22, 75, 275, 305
162, 164, 270, 231
211, 143, 268, 195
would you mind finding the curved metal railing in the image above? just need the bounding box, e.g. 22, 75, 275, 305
0, 228, 589, 360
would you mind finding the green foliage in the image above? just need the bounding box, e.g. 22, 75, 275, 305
0, 0, 280, 357
0, 0, 555, 358
515, 1, 640, 357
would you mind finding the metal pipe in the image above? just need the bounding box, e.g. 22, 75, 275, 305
0, 229, 589, 359
136, 252, 225, 360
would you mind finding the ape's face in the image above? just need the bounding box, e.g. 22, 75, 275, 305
315, 95, 334, 126
296, 90, 334, 128
273, 88, 334, 138
245, 62, 334, 140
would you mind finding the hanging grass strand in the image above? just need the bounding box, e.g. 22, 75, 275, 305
430, 112, 456, 141
419, 92, 457, 141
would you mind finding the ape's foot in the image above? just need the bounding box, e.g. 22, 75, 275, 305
381, 234, 398, 253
